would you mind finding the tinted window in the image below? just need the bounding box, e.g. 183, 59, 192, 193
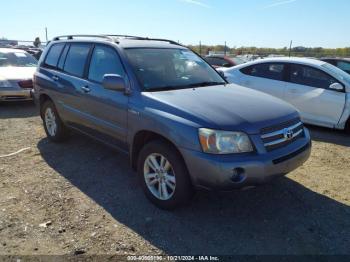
322, 59, 336, 65
337, 61, 350, 73
206, 57, 228, 67
241, 63, 285, 81
64, 44, 91, 77
88, 45, 125, 83
57, 45, 69, 70
44, 43, 64, 68
290, 64, 337, 89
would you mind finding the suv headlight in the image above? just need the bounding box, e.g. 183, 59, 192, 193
0, 80, 11, 88
199, 128, 253, 154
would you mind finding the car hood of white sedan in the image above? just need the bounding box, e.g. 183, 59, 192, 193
0, 67, 36, 80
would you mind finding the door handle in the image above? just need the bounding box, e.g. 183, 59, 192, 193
290, 89, 298, 93
80, 86, 91, 93
52, 75, 59, 81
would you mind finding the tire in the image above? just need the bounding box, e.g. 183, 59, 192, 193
137, 140, 194, 210
41, 100, 69, 142
345, 118, 350, 134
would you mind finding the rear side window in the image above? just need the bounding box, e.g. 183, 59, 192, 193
44, 43, 65, 68
57, 44, 69, 70
290, 64, 337, 89
337, 61, 350, 73
241, 63, 285, 81
63, 44, 91, 77
88, 45, 125, 83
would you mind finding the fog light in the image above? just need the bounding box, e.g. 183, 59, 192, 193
231, 168, 245, 183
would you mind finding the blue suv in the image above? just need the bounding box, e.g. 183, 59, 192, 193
33, 35, 311, 209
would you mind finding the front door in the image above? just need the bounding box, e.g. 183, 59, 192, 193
284, 64, 346, 127
81, 44, 129, 149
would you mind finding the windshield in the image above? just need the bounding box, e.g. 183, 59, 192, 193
125, 48, 226, 91
0, 51, 37, 67
322, 62, 350, 86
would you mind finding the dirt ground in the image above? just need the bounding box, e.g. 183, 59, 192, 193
0, 102, 349, 256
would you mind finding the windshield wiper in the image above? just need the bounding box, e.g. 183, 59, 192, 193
146, 85, 187, 92
146, 81, 226, 92
145, 81, 226, 92
187, 81, 226, 88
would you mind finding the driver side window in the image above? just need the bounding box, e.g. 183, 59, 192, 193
88, 45, 125, 83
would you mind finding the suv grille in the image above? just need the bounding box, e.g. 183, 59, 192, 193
261, 118, 304, 151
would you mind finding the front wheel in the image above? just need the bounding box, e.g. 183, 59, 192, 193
137, 140, 194, 210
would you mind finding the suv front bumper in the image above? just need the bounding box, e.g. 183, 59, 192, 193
180, 128, 311, 190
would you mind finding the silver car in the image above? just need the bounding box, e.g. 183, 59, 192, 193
0, 48, 37, 102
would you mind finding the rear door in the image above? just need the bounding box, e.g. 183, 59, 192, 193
238, 62, 287, 99
284, 63, 346, 127
58, 43, 93, 127
82, 44, 129, 148
37, 43, 66, 107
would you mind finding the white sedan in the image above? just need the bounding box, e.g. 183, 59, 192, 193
219, 57, 350, 132
0, 48, 37, 102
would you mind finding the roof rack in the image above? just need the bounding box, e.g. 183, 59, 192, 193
52, 34, 182, 46
52, 35, 115, 41
106, 35, 181, 46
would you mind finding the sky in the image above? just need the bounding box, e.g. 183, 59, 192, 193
1, 0, 349, 48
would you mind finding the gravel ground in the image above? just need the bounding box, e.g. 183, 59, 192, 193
0, 102, 349, 256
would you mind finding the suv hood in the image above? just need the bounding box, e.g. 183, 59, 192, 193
0, 67, 36, 80
145, 84, 299, 134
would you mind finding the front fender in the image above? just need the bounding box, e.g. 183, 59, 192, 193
336, 93, 350, 130
127, 106, 202, 152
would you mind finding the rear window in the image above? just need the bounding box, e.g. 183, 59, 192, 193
206, 57, 228, 67
0, 51, 37, 67
63, 44, 91, 77
44, 43, 65, 68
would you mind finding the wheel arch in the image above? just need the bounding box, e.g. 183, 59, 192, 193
39, 94, 53, 119
345, 117, 350, 133
130, 130, 186, 172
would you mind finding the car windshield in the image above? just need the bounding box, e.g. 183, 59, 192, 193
0, 51, 37, 67
124, 48, 226, 91
322, 62, 350, 86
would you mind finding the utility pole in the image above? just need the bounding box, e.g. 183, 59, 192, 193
289, 40, 293, 57
199, 41, 202, 56
224, 41, 227, 56
45, 27, 48, 43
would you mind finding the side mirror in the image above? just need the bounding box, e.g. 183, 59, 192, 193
102, 74, 125, 92
222, 63, 231, 68
217, 70, 226, 78
329, 82, 343, 91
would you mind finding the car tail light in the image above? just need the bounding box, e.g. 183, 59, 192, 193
18, 80, 33, 89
